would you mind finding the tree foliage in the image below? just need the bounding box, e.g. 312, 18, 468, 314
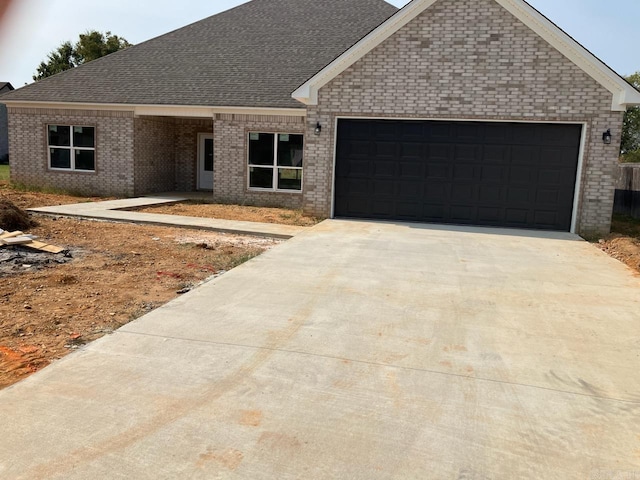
33, 30, 131, 81
621, 72, 640, 163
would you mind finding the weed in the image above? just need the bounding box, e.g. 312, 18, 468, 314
0, 165, 9, 182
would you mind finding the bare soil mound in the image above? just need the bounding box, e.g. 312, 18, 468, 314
0, 199, 36, 231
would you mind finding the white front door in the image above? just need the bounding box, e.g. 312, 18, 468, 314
198, 133, 214, 191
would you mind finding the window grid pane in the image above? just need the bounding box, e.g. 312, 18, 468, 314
50, 148, 71, 169
75, 150, 95, 171
249, 167, 274, 189
277, 134, 304, 167
277, 168, 303, 191
48, 126, 71, 147
248, 133, 275, 166
73, 126, 95, 148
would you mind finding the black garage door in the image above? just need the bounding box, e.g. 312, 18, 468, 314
334, 119, 582, 231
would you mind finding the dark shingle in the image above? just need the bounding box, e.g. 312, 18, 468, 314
4, 0, 397, 108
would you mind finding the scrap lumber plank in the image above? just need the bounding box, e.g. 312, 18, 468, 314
1, 236, 33, 245
0, 231, 24, 239
24, 240, 65, 254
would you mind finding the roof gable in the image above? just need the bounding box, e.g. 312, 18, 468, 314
3, 0, 397, 109
292, 0, 640, 111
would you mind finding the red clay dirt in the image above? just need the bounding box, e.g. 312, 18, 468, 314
0, 188, 285, 389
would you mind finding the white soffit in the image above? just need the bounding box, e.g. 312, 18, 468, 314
292, 0, 640, 111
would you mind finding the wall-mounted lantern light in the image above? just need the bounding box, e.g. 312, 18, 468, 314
314, 122, 322, 136
602, 129, 612, 145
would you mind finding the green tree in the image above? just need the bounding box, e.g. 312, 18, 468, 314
33, 41, 75, 80
74, 30, 131, 64
621, 72, 640, 163
33, 30, 131, 81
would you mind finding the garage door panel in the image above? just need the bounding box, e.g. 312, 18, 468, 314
456, 123, 483, 142
399, 142, 423, 161
342, 159, 369, 176
507, 187, 534, 204
424, 184, 448, 202
429, 144, 455, 162
399, 162, 423, 178
534, 210, 562, 228
400, 122, 426, 141
397, 180, 423, 198
372, 180, 395, 196
373, 161, 396, 177
483, 145, 511, 164
426, 163, 450, 180
335, 119, 581, 231
396, 202, 421, 218
480, 165, 506, 182
340, 178, 368, 195
371, 200, 396, 217
536, 189, 561, 205
453, 164, 477, 181
484, 124, 511, 144
454, 145, 481, 163
478, 185, 504, 203
372, 141, 396, 158
430, 123, 454, 140
450, 205, 477, 222
505, 209, 530, 224
451, 184, 476, 202
477, 207, 502, 222
510, 146, 537, 165
510, 166, 534, 184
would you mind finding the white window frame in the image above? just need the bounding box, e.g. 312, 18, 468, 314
47, 125, 96, 172
247, 132, 303, 193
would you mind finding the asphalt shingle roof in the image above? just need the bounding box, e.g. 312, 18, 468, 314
4, 0, 397, 108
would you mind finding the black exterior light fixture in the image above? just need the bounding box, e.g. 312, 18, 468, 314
314, 122, 322, 136
602, 129, 612, 145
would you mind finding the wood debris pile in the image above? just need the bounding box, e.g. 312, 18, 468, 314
0, 229, 65, 254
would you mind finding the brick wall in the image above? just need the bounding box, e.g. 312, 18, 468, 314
133, 116, 176, 194
303, 0, 624, 235
7, 107, 135, 196
213, 113, 306, 209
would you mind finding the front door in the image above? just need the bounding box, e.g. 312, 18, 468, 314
198, 133, 214, 191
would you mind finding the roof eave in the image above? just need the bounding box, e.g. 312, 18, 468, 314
2, 100, 307, 118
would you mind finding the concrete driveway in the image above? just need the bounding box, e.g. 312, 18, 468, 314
1, 220, 639, 479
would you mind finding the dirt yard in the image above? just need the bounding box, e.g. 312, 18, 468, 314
1, 179, 639, 390
597, 215, 640, 275
0, 187, 292, 389
133, 200, 320, 226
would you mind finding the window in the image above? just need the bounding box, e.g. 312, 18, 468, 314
248, 133, 303, 192
48, 125, 96, 171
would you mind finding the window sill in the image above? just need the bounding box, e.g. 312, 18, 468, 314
247, 188, 303, 195
48, 168, 96, 174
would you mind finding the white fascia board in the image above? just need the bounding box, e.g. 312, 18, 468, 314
292, 0, 640, 111
495, 0, 640, 110
292, 0, 439, 105
3, 101, 306, 118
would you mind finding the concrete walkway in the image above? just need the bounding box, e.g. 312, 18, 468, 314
1, 220, 640, 479
28, 194, 306, 239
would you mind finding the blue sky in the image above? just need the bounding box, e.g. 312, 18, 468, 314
0, 0, 638, 87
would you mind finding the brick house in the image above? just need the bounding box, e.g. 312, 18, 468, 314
3, 0, 639, 235
0, 82, 14, 163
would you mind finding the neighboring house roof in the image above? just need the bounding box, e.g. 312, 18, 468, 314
0, 82, 14, 94
293, 0, 640, 111
2, 0, 397, 109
